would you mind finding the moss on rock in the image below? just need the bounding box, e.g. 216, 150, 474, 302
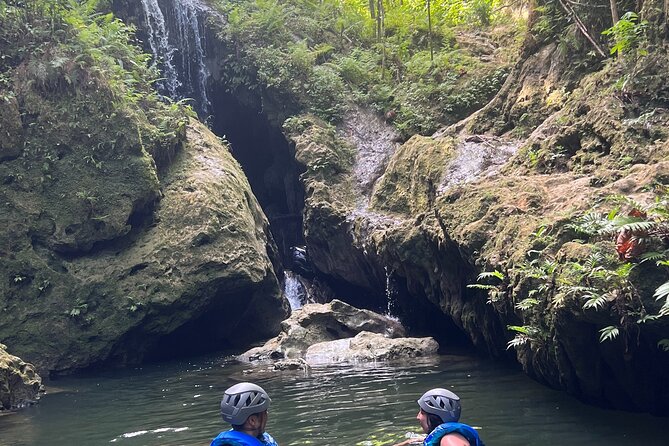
371, 135, 456, 216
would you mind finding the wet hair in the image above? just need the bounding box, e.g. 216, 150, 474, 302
424, 410, 444, 432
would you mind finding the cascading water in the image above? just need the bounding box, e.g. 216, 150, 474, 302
283, 271, 305, 311
140, 0, 180, 98
384, 266, 398, 318
139, 0, 211, 117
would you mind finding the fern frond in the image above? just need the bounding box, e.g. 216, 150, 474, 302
617, 221, 657, 233
506, 334, 530, 350
599, 325, 620, 343
583, 294, 608, 310
637, 314, 661, 324
515, 298, 539, 311
467, 284, 498, 291
507, 325, 530, 335
654, 281, 669, 301
477, 270, 505, 281
639, 251, 667, 263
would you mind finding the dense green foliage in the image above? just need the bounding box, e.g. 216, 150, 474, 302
0, 0, 187, 167
212, 0, 520, 136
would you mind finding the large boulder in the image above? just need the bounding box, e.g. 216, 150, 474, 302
305, 331, 439, 364
240, 299, 405, 361
0, 344, 42, 410
0, 121, 286, 373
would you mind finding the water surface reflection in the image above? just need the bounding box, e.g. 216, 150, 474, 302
0, 354, 665, 445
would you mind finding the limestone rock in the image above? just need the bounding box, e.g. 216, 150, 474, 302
305, 331, 439, 364
0, 344, 42, 410
240, 299, 405, 361
0, 121, 286, 373
287, 84, 669, 413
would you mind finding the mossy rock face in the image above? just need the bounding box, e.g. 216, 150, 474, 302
371, 135, 456, 216
0, 343, 42, 410
284, 115, 386, 291
0, 96, 23, 161
289, 66, 669, 412
0, 121, 286, 373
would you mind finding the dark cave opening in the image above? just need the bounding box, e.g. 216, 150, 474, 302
209, 88, 305, 262
390, 274, 474, 351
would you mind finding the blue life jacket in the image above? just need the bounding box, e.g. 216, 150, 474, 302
423, 422, 484, 446
210, 430, 279, 446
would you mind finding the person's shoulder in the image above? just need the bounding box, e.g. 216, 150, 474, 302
439, 432, 470, 446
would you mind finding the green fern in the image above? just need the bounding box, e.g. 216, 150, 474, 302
599, 325, 620, 343
654, 281, 669, 301
476, 270, 505, 281
582, 293, 608, 310
617, 220, 657, 233
506, 334, 531, 350
466, 284, 498, 291
515, 298, 539, 311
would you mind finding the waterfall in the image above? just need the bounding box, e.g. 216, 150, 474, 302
140, 0, 180, 97
139, 0, 211, 117
284, 271, 305, 311
384, 266, 397, 318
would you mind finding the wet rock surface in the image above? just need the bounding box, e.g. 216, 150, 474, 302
0, 344, 42, 411
239, 299, 405, 361
305, 331, 439, 364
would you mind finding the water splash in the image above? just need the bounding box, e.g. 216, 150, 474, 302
139, 0, 211, 117
283, 271, 305, 311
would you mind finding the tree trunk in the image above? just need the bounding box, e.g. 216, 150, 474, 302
427, 0, 434, 63
369, 0, 375, 20
557, 0, 608, 57
610, 0, 620, 24
379, 0, 386, 79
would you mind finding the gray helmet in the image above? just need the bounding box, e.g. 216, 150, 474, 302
220, 382, 271, 425
417, 388, 461, 423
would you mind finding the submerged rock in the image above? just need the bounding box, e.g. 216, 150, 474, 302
305, 331, 439, 364
239, 299, 405, 361
0, 344, 42, 410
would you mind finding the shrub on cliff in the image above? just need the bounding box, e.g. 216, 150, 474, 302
212, 0, 518, 133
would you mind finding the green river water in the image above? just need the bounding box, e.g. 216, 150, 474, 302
0, 353, 665, 445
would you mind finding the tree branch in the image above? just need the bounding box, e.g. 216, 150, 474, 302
557, 0, 608, 57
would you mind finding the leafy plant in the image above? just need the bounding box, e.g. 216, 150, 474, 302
468, 269, 506, 304
601, 12, 648, 57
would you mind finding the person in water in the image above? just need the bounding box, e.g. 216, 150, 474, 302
393, 388, 484, 446
210, 382, 279, 446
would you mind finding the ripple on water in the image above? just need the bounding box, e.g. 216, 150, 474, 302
0, 354, 665, 446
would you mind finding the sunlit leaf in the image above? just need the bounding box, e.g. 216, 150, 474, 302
599, 325, 619, 343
